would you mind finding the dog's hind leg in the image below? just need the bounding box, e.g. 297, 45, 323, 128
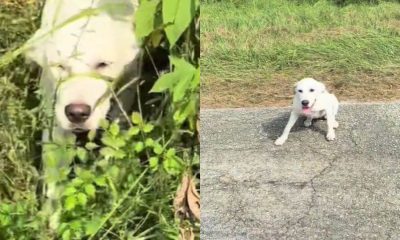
332, 97, 339, 129
326, 109, 336, 141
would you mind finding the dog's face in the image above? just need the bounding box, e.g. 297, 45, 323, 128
27, 15, 140, 132
294, 78, 326, 114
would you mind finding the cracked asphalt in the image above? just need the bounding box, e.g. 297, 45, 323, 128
201, 102, 400, 240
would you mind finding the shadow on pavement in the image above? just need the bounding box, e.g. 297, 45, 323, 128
262, 112, 329, 140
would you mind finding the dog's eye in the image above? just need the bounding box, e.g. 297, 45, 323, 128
310, 88, 315, 92
298, 89, 303, 93
95, 62, 109, 70
56, 64, 66, 71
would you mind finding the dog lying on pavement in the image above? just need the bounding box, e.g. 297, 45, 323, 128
275, 78, 339, 145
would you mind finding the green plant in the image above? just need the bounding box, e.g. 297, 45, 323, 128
0, 0, 200, 239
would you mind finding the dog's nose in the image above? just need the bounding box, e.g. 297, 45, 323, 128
301, 100, 309, 106
65, 104, 91, 123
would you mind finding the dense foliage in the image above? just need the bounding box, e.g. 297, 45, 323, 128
0, 0, 200, 239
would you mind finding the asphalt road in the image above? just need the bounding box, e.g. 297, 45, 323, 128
201, 102, 400, 240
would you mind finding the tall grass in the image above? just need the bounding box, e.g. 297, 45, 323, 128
201, 0, 400, 107
0, 0, 41, 199
202, 0, 400, 77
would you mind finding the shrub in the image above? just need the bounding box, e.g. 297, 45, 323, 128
0, 0, 200, 239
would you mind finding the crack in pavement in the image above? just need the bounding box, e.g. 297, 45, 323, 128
282, 155, 341, 237
264, 180, 309, 189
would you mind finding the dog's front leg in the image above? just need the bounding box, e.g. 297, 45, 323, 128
42, 127, 75, 230
275, 111, 299, 145
304, 116, 313, 127
325, 110, 336, 141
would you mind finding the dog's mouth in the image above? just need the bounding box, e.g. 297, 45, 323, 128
302, 106, 311, 114
72, 127, 89, 134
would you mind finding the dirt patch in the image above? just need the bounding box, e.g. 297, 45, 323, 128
201, 71, 400, 108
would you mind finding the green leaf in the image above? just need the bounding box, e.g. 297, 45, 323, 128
96, 159, 109, 169
171, 56, 196, 73
109, 166, 120, 179
101, 135, 114, 147
192, 153, 200, 165
63, 187, 77, 196
149, 157, 159, 172
135, 142, 145, 153
143, 123, 154, 133
88, 130, 97, 142
191, 67, 200, 89
84, 184, 96, 198
153, 143, 163, 155
173, 72, 192, 102
65, 196, 76, 211
164, 0, 196, 47
171, 58, 196, 102
76, 168, 94, 182
128, 126, 141, 136
85, 217, 102, 236
85, 142, 99, 151
65, 134, 77, 145
70, 220, 81, 230
145, 138, 154, 147
72, 178, 84, 186
150, 57, 196, 97
163, 0, 179, 24
77, 193, 88, 206
102, 135, 126, 149
114, 149, 127, 159
150, 30, 164, 47
100, 147, 116, 160
94, 176, 107, 187
135, 0, 160, 38
131, 112, 143, 125
114, 138, 126, 148
166, 148, 176, 158
150, 71, 177, 93
163, 156, 183, 176
62, 229, 71, 240
173, 98, 196, 125
99, 119, 109, 129
109, 122, 120, 136
76, 147, 88, 162
66, 147, 77, 164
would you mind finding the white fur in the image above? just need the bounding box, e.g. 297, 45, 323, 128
275, 78, 339, 145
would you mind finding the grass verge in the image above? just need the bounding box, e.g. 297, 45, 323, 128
201, 0, 400, 108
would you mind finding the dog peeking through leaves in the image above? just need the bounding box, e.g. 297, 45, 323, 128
25, 0, 167, 229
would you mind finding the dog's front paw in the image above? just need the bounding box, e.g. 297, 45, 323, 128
333, 120, 339, 128
304, 119, 312, 127
275, 136, 287, 145
326, 131, 335, 141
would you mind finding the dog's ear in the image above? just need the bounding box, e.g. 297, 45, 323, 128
318, 81, 327, 93
25, 30, 47, 67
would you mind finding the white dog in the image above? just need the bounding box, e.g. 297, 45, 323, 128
274, 78, 339, 145
26, 0, 140, 142
25, 0, 140, 229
